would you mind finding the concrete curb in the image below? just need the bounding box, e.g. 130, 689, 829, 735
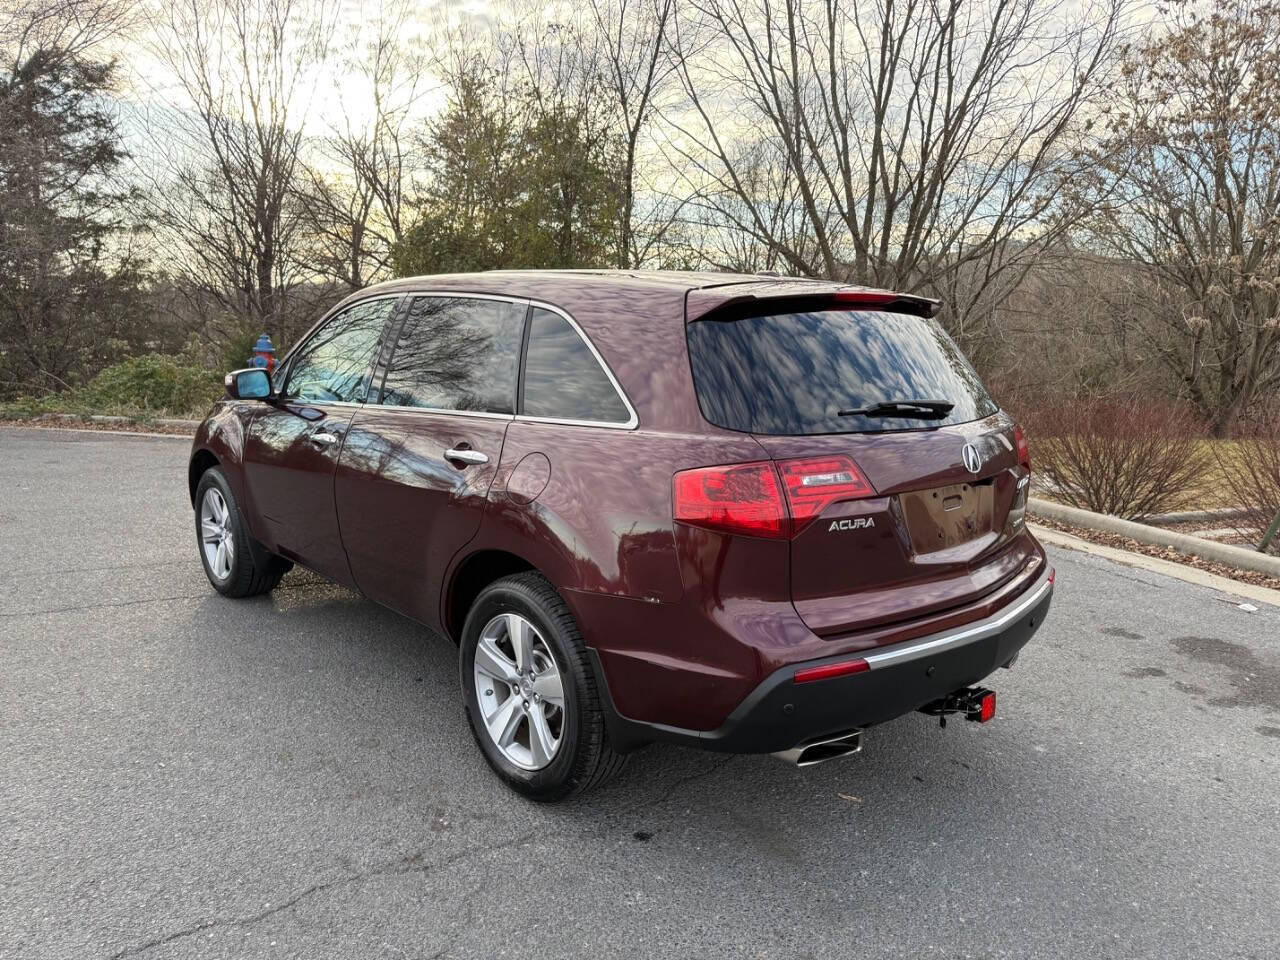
8, 412, 200, 433
1030, 523, 1280, 608
1144, 506, 1254, 527
2, 423, 191, 441
1029, 497, 1280, 578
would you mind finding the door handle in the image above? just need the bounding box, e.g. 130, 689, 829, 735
309, 431, 339, 446
445, 448, 489, 465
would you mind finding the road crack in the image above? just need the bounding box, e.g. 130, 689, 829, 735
104, 831, 538, 960
0, 594, 209, 618
103, 759, 736, 959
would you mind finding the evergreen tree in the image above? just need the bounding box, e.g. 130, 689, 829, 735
0, 46, 144, 395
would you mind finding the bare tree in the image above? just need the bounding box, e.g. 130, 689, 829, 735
588, 0, 682, 268
685, 134, 834, 273
669, 0, 1123, 334
296, 0, 433, 289
1083, 0, 1280, 435
142, 0, 338, 346
1, 0, 138, 63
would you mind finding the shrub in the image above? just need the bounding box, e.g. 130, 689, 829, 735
1213, 403, 1280, 553
1030, 396, 1209, 520
72, 353, 222, 417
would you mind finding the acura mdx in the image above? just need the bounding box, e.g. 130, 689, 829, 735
189, 271, 1053, 800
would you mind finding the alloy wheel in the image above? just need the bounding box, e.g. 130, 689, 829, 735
472, 612, 566, 770
200, 487, 235, 580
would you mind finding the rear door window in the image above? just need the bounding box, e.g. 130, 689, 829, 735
378, 296, 525, 413
520, 307, 632, 424
686, 308, 997, 435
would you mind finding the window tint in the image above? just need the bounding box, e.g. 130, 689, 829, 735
687, 308, 998, 435
284, 298, 397, 403
521, 307, 630, 423
379, 296, 524, 413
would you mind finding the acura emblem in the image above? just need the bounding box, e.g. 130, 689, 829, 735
962, 442, 983, 474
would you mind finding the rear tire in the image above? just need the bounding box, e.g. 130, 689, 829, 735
194, 466, 292, 598
459, 572, 627, 801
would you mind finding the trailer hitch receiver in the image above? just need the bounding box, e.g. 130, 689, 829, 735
918, 686, 996, 727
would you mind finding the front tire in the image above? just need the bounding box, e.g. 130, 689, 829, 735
194, 466, 291, 598
460, 573, 626, 801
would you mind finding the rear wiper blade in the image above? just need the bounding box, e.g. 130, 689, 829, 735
838, 398, 955, 419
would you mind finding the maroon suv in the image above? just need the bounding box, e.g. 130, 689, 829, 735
189, 270, 1052, 799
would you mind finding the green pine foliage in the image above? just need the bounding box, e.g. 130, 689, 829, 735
0, 46, 149, 398
391, 64, 624, 276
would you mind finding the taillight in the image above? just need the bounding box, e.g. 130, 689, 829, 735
673, 455, 875, 539
1013, 424, 1030, 471
672, 461, 787, 539
776, 455, 876, 535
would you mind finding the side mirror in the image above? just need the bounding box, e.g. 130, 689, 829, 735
225, 367, 272, 400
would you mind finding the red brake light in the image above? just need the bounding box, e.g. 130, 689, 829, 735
1013, 424, 1030, 471
776, 456, 876, 535
672, 461, 787, 539
831, 289, 898, 306
793, 658, 869, 683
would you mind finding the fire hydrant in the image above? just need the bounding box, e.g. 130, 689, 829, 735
249, 334, 276, 373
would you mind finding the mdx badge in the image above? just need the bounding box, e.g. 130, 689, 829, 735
829, 517, 876, 532
962, 442, 983, 474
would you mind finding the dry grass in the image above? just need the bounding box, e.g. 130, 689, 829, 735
1181, 440, 1251, 510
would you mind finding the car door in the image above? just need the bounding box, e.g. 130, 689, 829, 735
242, 295, 401, 586
334, 294, 526, 625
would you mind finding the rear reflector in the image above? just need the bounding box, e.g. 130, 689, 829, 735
1048, 567, 1056, 585
776, 455, 876, 535
977, 690, 996, 723
793, 658, 869, 683
672, 461, 787, 539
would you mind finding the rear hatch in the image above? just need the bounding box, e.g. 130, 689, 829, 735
686, 296, 1033, 637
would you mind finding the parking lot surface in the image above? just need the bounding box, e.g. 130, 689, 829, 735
2, 426, 1278, 959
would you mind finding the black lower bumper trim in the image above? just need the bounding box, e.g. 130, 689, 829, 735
594, 573, 1053, 754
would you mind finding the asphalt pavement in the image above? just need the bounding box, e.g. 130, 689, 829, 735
1, 425, 1278, 960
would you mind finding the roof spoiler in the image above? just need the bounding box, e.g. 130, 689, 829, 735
686, 283, 941, 322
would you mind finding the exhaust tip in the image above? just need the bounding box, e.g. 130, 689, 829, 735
773, 729, 863, 767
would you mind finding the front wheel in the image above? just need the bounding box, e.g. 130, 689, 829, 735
194, 466, 291, 598
460, 572, 626, 801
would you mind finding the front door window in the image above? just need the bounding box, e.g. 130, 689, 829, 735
284, 298, 398, 404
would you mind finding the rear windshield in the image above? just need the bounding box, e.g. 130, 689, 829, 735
686, 308, 997, 435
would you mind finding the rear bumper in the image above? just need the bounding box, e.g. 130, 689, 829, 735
596, 570, 1053, 754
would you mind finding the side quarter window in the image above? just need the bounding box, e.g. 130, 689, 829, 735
521, 307, 632, 425
283, 298, 399, 403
